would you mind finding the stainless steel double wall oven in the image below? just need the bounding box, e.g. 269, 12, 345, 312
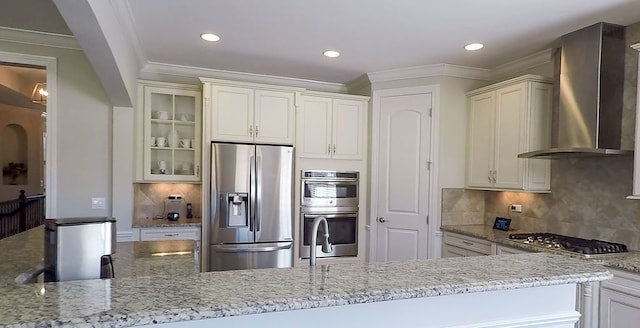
300, 170, 359, 259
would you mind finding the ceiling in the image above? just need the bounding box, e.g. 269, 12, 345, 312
4, 0, 640, 85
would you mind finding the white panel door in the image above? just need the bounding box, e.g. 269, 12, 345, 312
375, 93, 431, 262
297, 96, 332, 159
466, 93, 494, 188
332, 99, 363, 160
254, 90, 295, 145
211, 86, 254, 143
494, 83, 525, 189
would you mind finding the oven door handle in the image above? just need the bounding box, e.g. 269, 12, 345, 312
303, 179, 357, 185
303, 213, 356, 219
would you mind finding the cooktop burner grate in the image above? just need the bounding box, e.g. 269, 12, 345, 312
509, 233, 628, 255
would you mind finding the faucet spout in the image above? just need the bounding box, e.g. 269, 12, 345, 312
309, 216, 332, 266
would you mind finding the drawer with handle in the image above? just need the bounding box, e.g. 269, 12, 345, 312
443, 232, 492, 255
139, 227, 201, 241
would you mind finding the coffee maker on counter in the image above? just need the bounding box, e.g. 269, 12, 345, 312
44, 217, 116, 282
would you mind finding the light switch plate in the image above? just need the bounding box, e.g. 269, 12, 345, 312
91, 197, 106, 209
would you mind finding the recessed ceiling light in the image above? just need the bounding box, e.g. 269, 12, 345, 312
323, 50, 340, 58
201, 33, 220, 42
465, 43, 484, 51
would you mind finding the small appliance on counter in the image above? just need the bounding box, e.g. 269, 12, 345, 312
44, 217, 116, 282
164, 194, 184, 221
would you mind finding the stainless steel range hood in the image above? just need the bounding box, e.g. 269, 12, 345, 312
519, 22, 632, 159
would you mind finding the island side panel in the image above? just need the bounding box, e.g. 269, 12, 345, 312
151, 284, 579, 328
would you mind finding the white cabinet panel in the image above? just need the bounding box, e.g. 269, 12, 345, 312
495, 244, 530, 255
494, 83, 525, 188
297, 94, 368, 160
207, 82, 297, 145
138, 227, 201, 241
332, 99, 364, 160
210, 86, 255, 143
296, 96, 332, 158
466, 75, 552, 191
600, 269, 640, 328
254, 90, 295, 144
441, 232, 493, 257
466, 93, 494, 188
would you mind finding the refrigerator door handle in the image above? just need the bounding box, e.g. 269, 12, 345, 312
249, 149, 256, 232
211, 243, 292, 253
255, 152, 262, 232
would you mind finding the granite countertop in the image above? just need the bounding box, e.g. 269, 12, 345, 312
441, 224, 640, 273
1, 226, 199, 288
132, 216, 202, 228
0, 252, 610, 327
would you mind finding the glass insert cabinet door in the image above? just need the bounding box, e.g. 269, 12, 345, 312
143, 85, 202, 182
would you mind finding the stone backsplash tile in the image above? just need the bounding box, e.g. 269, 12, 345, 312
483, 157, 640, 251
441, 188, 484, 225
134, 183, 202, 219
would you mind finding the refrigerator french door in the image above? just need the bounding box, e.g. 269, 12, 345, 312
209, 142, 294, 271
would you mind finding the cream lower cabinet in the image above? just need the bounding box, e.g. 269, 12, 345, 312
297, 92, 368, 160
136, 81, 202, 182
599, 269, 640, 328
495, 244, 531, 255
442, 232, 494, 257
202, 79, 301, 145
134, 227, 201, 241
466, 75, 552, 191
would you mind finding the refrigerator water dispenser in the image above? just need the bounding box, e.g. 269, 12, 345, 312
223, 193, 248, 227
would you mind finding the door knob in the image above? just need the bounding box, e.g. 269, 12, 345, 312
377, 217, 386, 223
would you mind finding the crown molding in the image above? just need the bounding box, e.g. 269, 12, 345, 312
0, 26, 79, 50
489, 48, 554, 80
345, 74, 371, 94
367, 63, 490, 83
141, 61, 348, 93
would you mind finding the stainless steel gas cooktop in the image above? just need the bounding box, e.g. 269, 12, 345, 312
509, 233, 628, 257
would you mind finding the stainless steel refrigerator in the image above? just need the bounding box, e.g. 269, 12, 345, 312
209, 142, 294, 271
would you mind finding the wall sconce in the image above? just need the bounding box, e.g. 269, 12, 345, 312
31, 82, 48, 105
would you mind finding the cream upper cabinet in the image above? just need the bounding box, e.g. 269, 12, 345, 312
254, 90, 296, 144
297, 93, 368, 160
206, 81, 298, 145
466, 75, 552, 192
135, 80, 202, 182
209, 85, 254, 143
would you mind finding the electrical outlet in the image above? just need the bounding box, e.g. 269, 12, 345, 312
510, 204, 522, 213
91, 197, 106, 209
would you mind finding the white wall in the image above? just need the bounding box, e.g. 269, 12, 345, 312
0, 40, 113, 219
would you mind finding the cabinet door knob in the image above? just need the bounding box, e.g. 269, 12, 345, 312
377, 217, 386, 223
333, 144, 336, 154
249, 125, 253, 137
255, 125, 259, 136
328, 144, 331, 154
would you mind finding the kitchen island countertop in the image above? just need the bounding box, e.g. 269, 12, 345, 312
0, 226, 611, 327
441, 224, 640, 273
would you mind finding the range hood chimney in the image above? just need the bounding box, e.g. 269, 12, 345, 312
519, 22, 632, 159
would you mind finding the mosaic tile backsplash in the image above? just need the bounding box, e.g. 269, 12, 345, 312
134, 183, 202, 219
